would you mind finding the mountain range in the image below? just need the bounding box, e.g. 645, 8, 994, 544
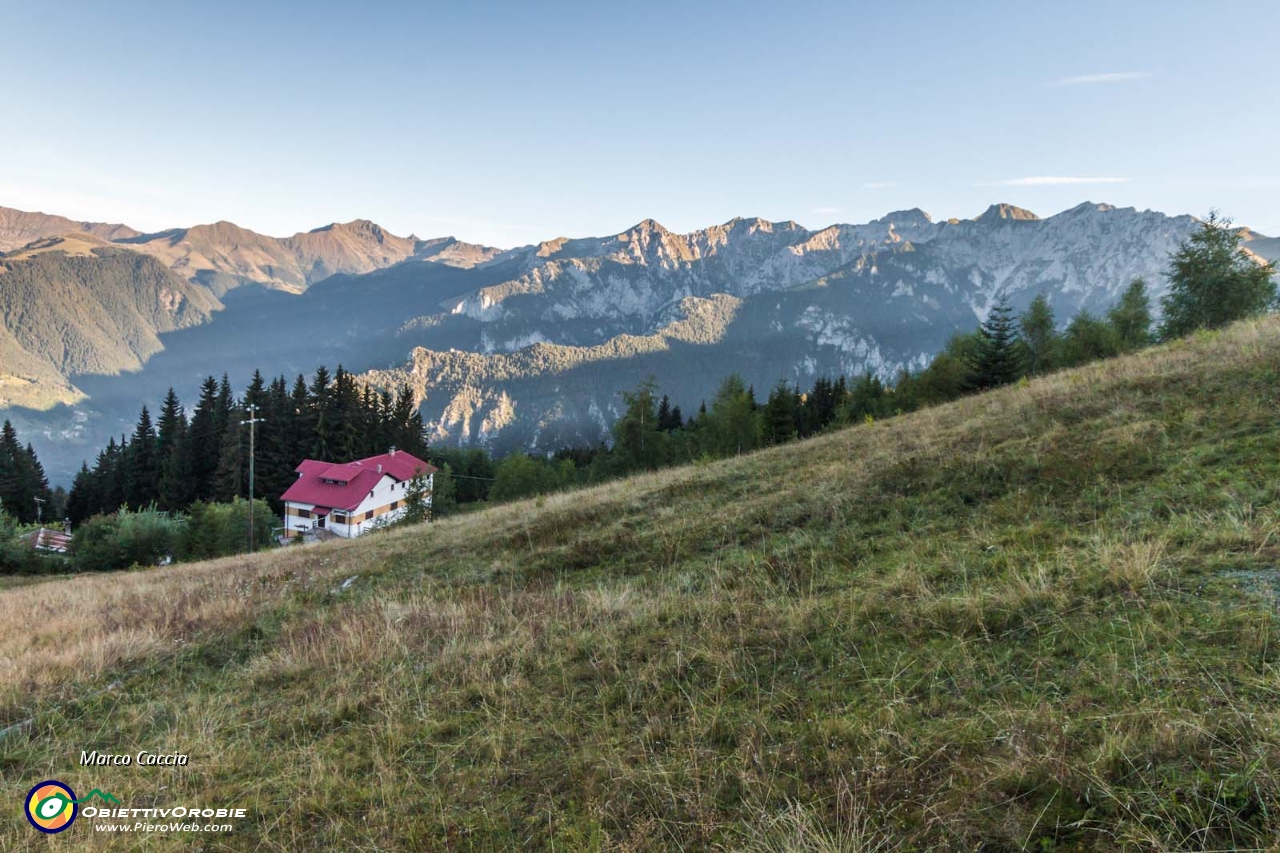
1, 202, 1276, 485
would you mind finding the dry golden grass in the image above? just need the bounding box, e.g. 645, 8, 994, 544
5, 317, 1280, 849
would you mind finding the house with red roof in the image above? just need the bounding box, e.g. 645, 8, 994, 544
281, 447, 436, 539
22, 525, 73, 554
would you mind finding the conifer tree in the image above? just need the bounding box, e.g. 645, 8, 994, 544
310, 366, 334, 459
27, 444, 52, 503
971, 293, 1023, 390
214, 374, 234, 435
331, 366, 362, 460
762, 380, 798, 445
187, 377, 222, 502
214, 401, 245, 503
125, 406, 159, 509
656, 395, 681, 433
288, 375, 312, 464
0, 421, 21, 520
156, 388, 192, 511
257, 377, 292, 508
67, 463, 93, 524
1160, 211, 1277, 339
0, 425, 52, 524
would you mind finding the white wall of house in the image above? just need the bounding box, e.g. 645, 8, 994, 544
283, 501, 317, 537
285, 473, 433, 539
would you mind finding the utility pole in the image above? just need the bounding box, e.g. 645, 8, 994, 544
34, 496, 45, 525
239, 404, 266, 553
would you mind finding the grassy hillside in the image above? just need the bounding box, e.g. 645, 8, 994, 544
5, 318, 1280, 850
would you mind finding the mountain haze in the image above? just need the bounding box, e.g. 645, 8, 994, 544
368, 202, 1279, 453
117, 218, 501, 295
1, 201, 1276, 483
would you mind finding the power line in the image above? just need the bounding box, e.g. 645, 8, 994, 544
239, 405, 266, 553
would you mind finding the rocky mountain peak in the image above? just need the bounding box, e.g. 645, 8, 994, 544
623, 219, 672, 238
875, 208, 935, 228
975, 203, 1040, 223
1060, 201, 1117, 217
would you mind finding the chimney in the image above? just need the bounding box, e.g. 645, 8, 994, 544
377, 464, 383, 473
389, 445, 398, 457
63, 518, 71, 535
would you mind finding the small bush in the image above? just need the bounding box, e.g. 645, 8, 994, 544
71, 508, 187, 572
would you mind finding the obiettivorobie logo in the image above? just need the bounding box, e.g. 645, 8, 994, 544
24, 780, 120, 834
23, 780, 245, 835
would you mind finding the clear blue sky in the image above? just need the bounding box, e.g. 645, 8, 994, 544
1, 1, 1276, 246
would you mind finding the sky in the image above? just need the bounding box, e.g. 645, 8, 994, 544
1, 0, 1277, 247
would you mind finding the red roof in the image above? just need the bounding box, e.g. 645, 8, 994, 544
280, 451, 435, 511
25, 527, 73, 553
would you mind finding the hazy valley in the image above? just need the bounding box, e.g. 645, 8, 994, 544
2, 202, 1277, 485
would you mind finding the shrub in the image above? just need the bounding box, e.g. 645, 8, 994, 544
71, 508, 187, 572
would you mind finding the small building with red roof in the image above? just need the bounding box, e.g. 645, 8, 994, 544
22, 525, 73, 554
281, 447, 435, 539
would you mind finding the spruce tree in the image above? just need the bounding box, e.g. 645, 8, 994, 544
310, 366, 334, 459
656, 395, 678, 433
25, 443, 53, 523
0, 421, 51, 523
330, 366, 361, 460
156, 388, 191, 511
256, 376, 292, 511
214, 401, 246, 502
100, 436, 126, 513
289, 375, 312, 463
187, 377, 222, 502
389, 384, 423, 457
0, 421, 20, 520
762, 380, 798, 445
1160, 211, 1277, 339
67, 463, 93, 524
125, 406, 159, 509
971, 293, 1023, 390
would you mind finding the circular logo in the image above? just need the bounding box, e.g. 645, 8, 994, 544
24, 780, 77, 834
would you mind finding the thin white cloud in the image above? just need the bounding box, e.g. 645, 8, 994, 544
1054, 71, 1152, 86
863, 181, 897, 189
985, 176, 1131, 187
812, 206, 842, 214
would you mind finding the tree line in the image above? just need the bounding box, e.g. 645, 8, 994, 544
66, 366, 430, 523
0, 420, 54, 524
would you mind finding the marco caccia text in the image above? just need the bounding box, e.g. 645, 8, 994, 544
81, 751, 190, 766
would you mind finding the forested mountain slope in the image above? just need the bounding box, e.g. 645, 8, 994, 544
0, 235, 221, 408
